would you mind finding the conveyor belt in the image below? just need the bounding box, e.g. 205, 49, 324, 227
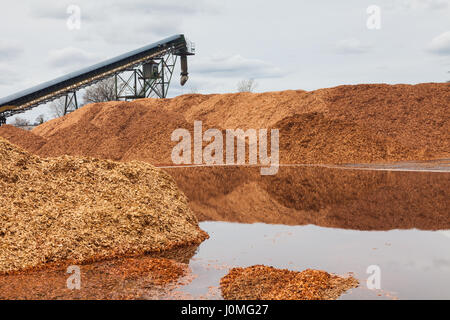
0, 34, 193, 121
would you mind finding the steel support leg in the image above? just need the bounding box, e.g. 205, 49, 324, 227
64, 91, 78, 115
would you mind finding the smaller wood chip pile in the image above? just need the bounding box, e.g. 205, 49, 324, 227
0, 124, 47, 153
0, 137, 208, 274
220, 265, 359, 300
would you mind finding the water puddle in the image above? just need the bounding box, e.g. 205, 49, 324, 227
176, 222, 450, 300
1, 165, 448, 299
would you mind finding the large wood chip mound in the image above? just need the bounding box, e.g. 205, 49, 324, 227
15, 83, 448, 165
220, 265, 359, 300
0, 137, 208, 274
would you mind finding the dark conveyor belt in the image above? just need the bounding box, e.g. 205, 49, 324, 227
0, 34, 194, 124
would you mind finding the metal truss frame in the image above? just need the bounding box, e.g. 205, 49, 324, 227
114, 51, 177, 100
0, 34, 191, 124
63, 91, 79, 114
0, 51, 177, 122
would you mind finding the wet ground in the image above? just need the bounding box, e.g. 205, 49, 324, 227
177, 222, 450, 300
0, 162, 448, 300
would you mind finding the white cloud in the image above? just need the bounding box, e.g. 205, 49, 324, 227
427, 31, 450, 55
336, 39, 373, 54
193, 54, 283, 79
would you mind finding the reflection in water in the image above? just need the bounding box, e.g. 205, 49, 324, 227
2, 222, 450, 300
179, 222, 450, 300
0, 245, 200, 300
167, 167, 449, 230
0, 167, 448, 299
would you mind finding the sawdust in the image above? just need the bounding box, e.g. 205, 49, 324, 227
0, 137, 208, 274
220, 265, 358, 300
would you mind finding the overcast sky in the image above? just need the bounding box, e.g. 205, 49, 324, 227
0, 0, 449, 122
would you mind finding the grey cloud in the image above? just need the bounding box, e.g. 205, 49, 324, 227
87, 25, 171, 46
110, 0, 216, 15
0, 41, 23, 61
335, 39, 373, 54
169, 76, 225, 96
133, 18, 182, 38
28, 1, 95, 21
69, 2, 194, 45
193, 54, 284, 79
0, 65, 21, 86
26, 0, 212, 24
433, 258, 450, 269
29, 2, 78, 20
28, 2, 68, 19
395, 0, 449, 10
47, 47, 101, 70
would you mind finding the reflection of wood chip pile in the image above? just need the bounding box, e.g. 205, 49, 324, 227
0, 137, 208, 274
220, 265, 358, 300
166, 166, 450, 230
0, 256, 191, 300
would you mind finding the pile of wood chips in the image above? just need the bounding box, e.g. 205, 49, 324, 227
220, 265, 359, 300
0, 137, 208, 274
1, 83, 443, 166
0, 125, 47, 153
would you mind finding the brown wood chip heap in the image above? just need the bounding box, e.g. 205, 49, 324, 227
0, 137, 208, 274
220, 265, 359, 300
0, 83, 447, 165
